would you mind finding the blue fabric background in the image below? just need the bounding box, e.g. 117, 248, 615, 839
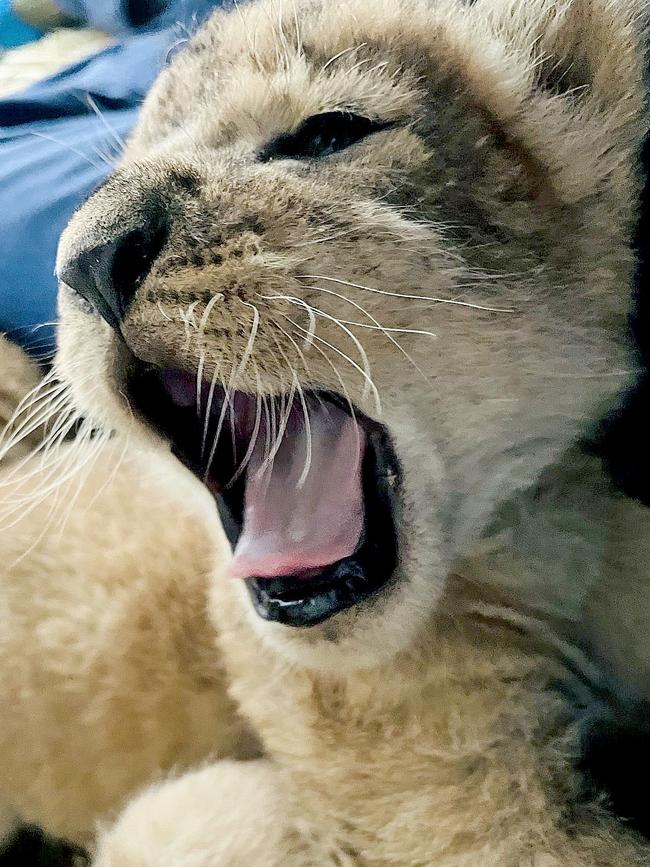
0, 1, 219, 355
0, 0, 44, 47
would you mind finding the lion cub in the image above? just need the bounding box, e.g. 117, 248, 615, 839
2, 0, 650, 863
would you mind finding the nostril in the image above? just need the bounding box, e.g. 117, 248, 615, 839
59, 220, 168, 330
109, 223, 169, 313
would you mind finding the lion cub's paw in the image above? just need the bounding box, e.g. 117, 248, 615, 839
92, 760, 322, 867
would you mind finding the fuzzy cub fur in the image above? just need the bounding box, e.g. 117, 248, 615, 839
1, 0, 650, 863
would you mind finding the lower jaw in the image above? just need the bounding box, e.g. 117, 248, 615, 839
225, 422, 400, 628
244, 557, 394, 628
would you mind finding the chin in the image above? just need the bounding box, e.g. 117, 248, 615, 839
228, 550, 445, 672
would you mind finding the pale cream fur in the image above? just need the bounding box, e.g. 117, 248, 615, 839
0, 335, 44, 460
1, 0, 650, 863
0, 335, 254, 846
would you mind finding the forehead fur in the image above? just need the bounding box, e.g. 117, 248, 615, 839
128, 0, 646, 218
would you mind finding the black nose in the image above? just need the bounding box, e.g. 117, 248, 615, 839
59, 222, 168, 330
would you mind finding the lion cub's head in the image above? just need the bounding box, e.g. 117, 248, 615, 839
56, 0, 645, 667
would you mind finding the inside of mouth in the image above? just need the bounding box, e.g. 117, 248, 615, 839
127, 365, 399, 626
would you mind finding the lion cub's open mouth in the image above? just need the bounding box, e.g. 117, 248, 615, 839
127, 365, 400, 627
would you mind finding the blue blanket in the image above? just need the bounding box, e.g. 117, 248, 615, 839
0, 1, 220, 355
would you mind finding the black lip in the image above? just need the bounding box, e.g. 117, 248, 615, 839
126, 363, 400, 628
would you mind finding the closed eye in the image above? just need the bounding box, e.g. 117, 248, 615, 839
259, 111, 392, 162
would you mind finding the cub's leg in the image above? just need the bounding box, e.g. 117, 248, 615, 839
92, 760, 356, 867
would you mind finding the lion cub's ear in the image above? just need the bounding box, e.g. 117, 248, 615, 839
480, 0, 647, 136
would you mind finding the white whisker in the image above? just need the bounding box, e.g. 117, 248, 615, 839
226, 366, 263, 487
29, 130, 107, 171
295, 273, 515, 313
279, 312, 381, 414
295, 377, 312, 488
321, 42, 367, 72
259, 378, 296, 478
204, 368, 232, 479
204, 300, 259, 479
156, 301, 173, 322
277, 285, 434, 383
271, 296, 380, 411
201, 361, 222, 458
83, 94, 126, 154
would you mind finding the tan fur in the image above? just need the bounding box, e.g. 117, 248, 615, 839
0, 407, 254, 845
0, 335, 44, 461
1, 0, 650, 862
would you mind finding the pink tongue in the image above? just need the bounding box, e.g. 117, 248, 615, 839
230, 403, 365, 580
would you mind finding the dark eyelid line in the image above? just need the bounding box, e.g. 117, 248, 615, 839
258, 111, 394, 162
